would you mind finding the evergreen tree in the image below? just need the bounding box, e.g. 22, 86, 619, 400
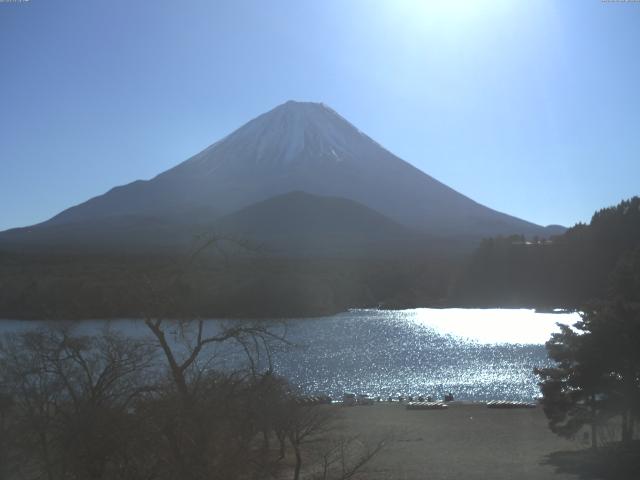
535, 319, 611, 449
536, 247, 640, 447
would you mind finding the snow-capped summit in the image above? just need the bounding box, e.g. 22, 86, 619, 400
178, 100, 378, 171
22, 101, 559, 239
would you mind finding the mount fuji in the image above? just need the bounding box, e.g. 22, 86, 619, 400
0, 101, 563, 253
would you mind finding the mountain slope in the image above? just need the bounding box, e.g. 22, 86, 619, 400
0, 215, 197, 253
0, 192, 431, 256
20, 101, 560, 241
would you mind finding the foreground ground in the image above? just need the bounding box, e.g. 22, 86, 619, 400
332, 402, 586, 480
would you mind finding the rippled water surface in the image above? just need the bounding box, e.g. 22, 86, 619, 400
273, 309, 579, 401
0, 308, 579, 401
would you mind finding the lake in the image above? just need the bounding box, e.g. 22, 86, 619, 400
0, 308, 579, 402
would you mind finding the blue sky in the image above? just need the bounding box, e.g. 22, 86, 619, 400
1, 0, 639, 231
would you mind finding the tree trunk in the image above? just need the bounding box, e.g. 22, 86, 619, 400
145, 320, 190, 400
40, 430, 55, 480
590, 395, 598, 450
277, 431, 286, 459
293, 444, 302, 480
622, 410, 631, 444
621, 409, 636, 444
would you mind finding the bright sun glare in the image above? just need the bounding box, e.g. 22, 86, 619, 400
388, 0, 511, 27
410, 308, 580, 345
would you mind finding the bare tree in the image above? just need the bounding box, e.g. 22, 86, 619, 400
138, 316, 291, 480
135, 232, 296, 479
283, 402, 335, 480
0, 326, 157, 480
313, 435, 387, 480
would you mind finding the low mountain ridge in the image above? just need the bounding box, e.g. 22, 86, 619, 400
214, 191, 427, 256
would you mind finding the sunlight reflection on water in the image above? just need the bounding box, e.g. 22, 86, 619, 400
272, 308, 580, 401
408, 308, 575, 344
0, 308, 580, 402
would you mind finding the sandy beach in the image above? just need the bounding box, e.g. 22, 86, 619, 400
332, 402, 584, 480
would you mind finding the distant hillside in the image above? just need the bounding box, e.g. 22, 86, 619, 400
453, 196, 640, 308
0, 249, 458, 319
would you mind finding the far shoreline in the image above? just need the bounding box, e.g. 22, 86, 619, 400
0, 303, 578, 322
